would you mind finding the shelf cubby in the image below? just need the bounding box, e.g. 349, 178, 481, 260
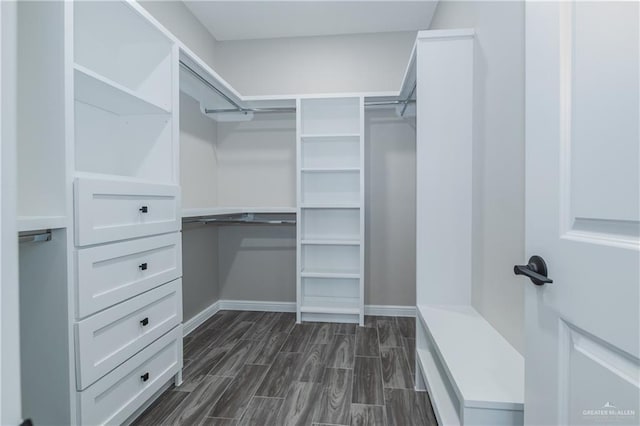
301, 208, 360, 241
301, 135, 360, 169
301, 170, 359, 205
74, 0, 173, 112
300, 98, 361, 135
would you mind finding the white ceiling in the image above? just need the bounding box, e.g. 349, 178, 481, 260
183, 1, 438, 41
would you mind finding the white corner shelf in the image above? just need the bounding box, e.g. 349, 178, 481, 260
182, 206, 297, 218
17, 216, 68, 232
74, 65, 171, 115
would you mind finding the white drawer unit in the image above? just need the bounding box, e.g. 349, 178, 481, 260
75, 233, 182, 318
78, 325, 183, 426
74, 178, 180, 246
75, 279, 182, 390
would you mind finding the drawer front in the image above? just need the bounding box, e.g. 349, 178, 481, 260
76, 233, 182, 318
74, 178, 180, 246
78, 325, 183, 426
75, 279, 182, 390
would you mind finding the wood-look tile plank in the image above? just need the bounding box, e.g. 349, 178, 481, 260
210, 364, 269, 419
350, 404, 385, 426
275, 382, 322, 426
402, 337, 416, 377
235, 310, 265, 322
163, 375, 232, 425
335, 323, 357, 335
237, 396, 284, 426
294, 344, 328, 383
416, 390, 438, 425
183, 328, 223, 360
199, 417, 237, 426
255, 352, 302, 398
363, 316, 378, 328
325, 335, 356, 369
309, 322, 337, 344
244, 331, 289, 366
356, 327, 379, 357
215, 321, 254, 349
384, 388, 436, 426
395, 317, 416, 339
314, 368, 353, 426
281, 323, 315, 353
240, 312, 281, 340
269, 312, 297, 334
208, 339, 261, 377
380, 347, 414, 390
377, 319, 402, 348
352, 357, 384, 405
211, 310, 242, 330
131, 389, 189, 426
179, 346, 229, 392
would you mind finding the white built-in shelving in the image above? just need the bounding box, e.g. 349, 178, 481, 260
297, 97, 364, 325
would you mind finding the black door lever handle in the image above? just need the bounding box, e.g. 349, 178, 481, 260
514, 255, 553, 286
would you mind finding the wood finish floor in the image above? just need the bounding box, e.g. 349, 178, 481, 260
133, 311, 437, 426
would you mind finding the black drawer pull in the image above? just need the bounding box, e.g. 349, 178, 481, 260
141, 372, 149, 382
139, 206, 149, 213
140, 317, 149, 327
139, 262, 148, 271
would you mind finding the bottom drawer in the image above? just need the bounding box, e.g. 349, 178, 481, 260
78, 326, 183, 426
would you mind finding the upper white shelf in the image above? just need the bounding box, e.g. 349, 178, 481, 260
182, 207, 297, 218
417, 304, 524, 411
74, 65, 171, 115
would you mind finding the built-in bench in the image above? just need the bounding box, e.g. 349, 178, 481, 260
416, 305, 524, 426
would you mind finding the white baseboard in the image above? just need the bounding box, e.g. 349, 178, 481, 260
182, 300, 415, 337
218, 299, 297, 312
365, 304, 416, 317
183, 300, 220, 336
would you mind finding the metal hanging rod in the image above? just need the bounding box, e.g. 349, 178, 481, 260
180, 59, 416, 115
183, 213, 296, 225
400, 83, 417, 117
179, 60, 244, 111
18, 229, 52, 244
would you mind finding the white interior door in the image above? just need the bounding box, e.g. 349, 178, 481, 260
524, 2, 639, 425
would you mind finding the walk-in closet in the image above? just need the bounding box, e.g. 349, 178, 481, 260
5, 1, 636, 425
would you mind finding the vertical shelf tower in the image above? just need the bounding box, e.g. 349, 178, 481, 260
296, 97, 365, 325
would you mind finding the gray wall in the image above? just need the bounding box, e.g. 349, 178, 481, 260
213, 32, 416, 95
430, 0, 526, 353
365, 109, 416, 306
182, 223, 219, 321
139, 1, 217, 69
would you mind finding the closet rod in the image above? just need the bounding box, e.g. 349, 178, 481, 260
180, 59, 416, 114
400, 83, 417, 117
18, 230, 52, 244
179, 60, 244, 112
183, 218, 296, 225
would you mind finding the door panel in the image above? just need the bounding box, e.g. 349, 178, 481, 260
525, 1, 639, 425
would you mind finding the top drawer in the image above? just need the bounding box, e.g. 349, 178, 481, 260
74, 178, 180, 246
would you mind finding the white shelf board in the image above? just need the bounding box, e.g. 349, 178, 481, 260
17, 216, 67, 232
300, 133, 361, 139
301, 269, 360, 279
417, 305, 525, 411
74, 64, 171, 115
182, 206, 297, 218
73, 171, 172, 186
301, 167, 360, 173
299, 305, 360, 315
300, 204, 360, 210
416, 348, 461, 426
301, 239, 360, 246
